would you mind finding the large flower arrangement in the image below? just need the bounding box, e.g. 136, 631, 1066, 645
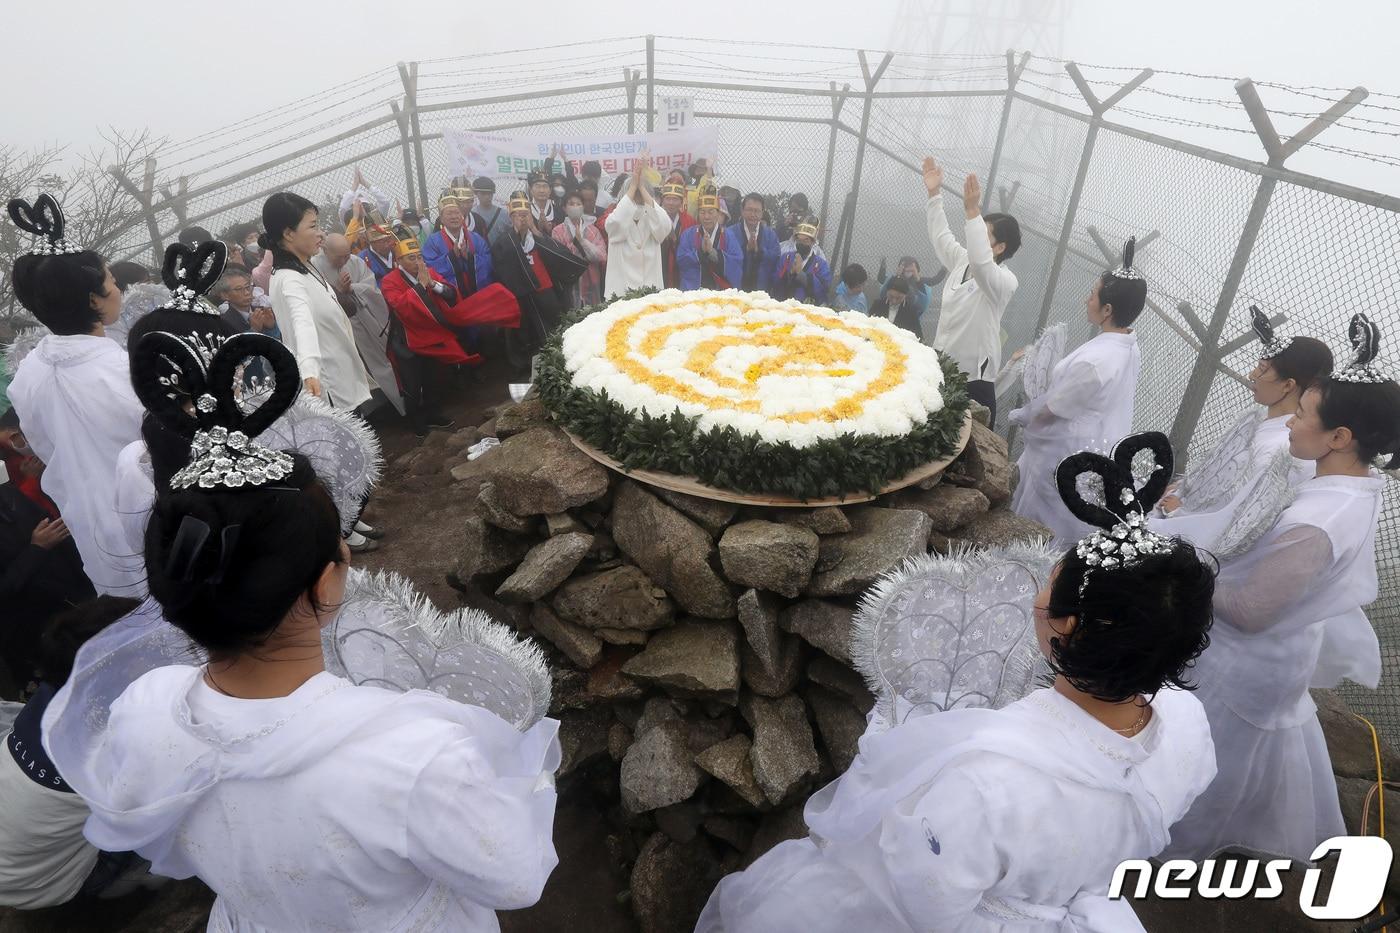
537, 288, 970, 500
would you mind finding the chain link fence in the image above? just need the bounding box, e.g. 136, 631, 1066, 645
20, 36, 1400, 739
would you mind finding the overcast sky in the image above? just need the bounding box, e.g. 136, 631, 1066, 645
6, 0, 1400, 193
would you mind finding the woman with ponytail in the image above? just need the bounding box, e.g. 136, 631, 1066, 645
1008, 238, 1146, 544
1165, 313, 1399, 862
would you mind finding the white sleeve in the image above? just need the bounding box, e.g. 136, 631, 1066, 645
404, 718, 561, 909
880, 768, 1004, 928
1039, 359, 1104, 422
644, 202, 673, 241
605, 197, 637, 236
1213, 524, 1334, 634
925, 196, 968, 274
272, 276, 323, 380
964, 215, 1017, 308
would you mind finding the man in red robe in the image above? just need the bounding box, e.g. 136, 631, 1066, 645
380, 231, 520, 435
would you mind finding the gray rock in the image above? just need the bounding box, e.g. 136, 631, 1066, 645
807, 507, 931, 597
553, 565, 674, 631
807, 655, 876, 714
544, 512, 588, 537
608, 722, 633, 761
630, 832, 723, 933
494, 397, 550, 438
941, 420, 1012, 505
741, 639, 802, 698
621, 720, 705, 813
496, 532, 593, 603
455, 516, 532, 581
1315, 688, 1400, 780
888, 484, 991, 533
779, 599, 855, 665
488, 426, 610, 515
558, 706, 613, 777
612, 482, 735, 618
583, 647, 647, 703
621, 621, 741, 701
447, 452, 496, 487
394, 444, 450, 477
655, 487, 740, 537
655, 801, 705, 843
529, 603, 603, 670
595, 627, 650, 646
476, 482, 536, 533
743, 805, 809, 867
736, 589, 784, 676
635, 696, 684, 737
443, 425, 481, 451
703, 815, 757, 853
806, 685, 867, 773
741, 693, 821, 805
777, 506, 851, 535
968, 400, 992, 427
693, 734, 767, 809
954, 508, 1051, 549
719, 521, 820, 599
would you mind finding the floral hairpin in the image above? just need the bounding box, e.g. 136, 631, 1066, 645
7, 194, 83, 257
1333, 312, 1391, 384
1251, 305, 1292, 360
157, 241, 226, 317
1057, 432, 1176, 602
1108, 236, 1144, 282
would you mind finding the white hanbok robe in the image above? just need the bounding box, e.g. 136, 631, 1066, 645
1009, 331, 1141, 544
926, 198, 1019, 382
7, 334, 145, 596
310, 252, 405, 415
270, 265, 372, 411
697, 686, 1216, 933
49, 665, 560, 932
603, 195, 671, 298
1163, 471, 1384, 862
1148, 408, 1312, 555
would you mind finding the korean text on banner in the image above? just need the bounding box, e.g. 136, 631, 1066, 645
443, 126, 718, 185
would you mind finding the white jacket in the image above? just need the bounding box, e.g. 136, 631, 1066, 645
926, 197, 1018, 382
269, 265, 372, 411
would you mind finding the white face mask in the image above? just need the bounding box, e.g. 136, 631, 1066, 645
553, 185, 566, 198
565, 205, 585, 221
243, 242, 262, 260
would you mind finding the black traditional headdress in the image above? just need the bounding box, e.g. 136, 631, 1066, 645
7, 194, 83, 257
131, 331, 298, 490
1250, 305, 1292, 360
1333, 312, 1390, 384
1056, 432, 1176, 601
157, 241, 227, 316
1107, 236, 1143, 282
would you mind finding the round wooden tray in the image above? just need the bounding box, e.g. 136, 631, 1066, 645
563, 411, 972, 508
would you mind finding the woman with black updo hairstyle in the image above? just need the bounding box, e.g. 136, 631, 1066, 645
5, 194, 145, 595
1008, 238, 1146, 545
699, 433, 1220, 932
261, 191, 371, 412
44, 328, 562, 931
1165, 312, 1400, 863
1149, 307, 1334, 556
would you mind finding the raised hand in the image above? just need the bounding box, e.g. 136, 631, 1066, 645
963, 174, 982, 219
922, 156, 943, 196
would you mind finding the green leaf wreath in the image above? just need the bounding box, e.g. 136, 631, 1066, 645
536, 289, 971, 500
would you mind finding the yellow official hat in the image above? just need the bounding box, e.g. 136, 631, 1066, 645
698, 193, 721, 211
795, 222, 819, 240
660, 182, 687, 201
392, 224, 421, 258
508, 192, 531, 213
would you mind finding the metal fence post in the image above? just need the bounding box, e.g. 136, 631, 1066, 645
1032, 63, 1153, 334
1168, 78, 1368, 460
398, 62, 430, 202
389, 101, 417, 210
624, 68, 641, 134
982, 50, 1030, 214
819, 82, 851, 227
840, 49, 893, 271
645, 36, 656, 133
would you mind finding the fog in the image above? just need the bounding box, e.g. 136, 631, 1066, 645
6, 0, 1399, 195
